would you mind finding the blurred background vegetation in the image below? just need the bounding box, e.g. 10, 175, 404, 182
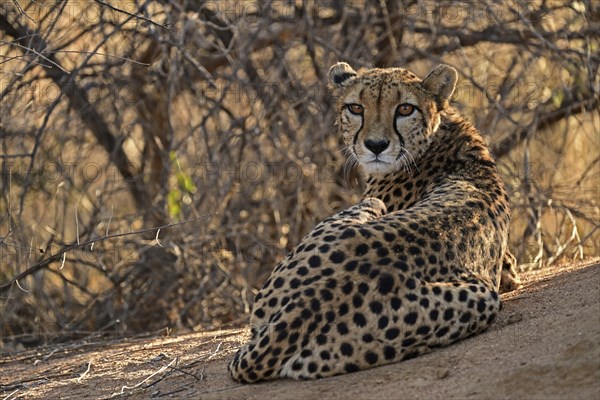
0, 0, 598, 347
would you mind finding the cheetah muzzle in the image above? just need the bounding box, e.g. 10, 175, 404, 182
228, 63, 521, 383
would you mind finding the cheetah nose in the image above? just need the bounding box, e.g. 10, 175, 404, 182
364, 139, 390, 155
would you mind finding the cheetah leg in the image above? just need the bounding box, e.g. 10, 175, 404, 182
230, 274, 501, 381
499, 250, 521, 293
278, 278, 502, 380
228, 323, 284, 383
229, 198, 388, 383
315, 197, 388, 227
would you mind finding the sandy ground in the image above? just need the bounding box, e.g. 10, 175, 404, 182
1, 259, 599, 400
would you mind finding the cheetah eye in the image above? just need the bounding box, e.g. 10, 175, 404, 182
346, 103, 364, 115
396, 103, 415, 117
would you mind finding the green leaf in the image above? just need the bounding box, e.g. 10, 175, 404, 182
167, 188, 182, 219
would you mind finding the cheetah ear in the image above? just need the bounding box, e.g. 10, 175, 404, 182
421, 64, 458, 109
328, 62, 358, 88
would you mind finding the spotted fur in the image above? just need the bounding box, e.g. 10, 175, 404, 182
228, 63, 521, 383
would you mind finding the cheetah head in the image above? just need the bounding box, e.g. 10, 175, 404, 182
328, 63, 457, 176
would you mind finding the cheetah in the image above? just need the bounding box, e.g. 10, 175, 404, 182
228, 62, 521, 383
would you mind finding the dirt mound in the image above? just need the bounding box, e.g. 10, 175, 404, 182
1, 259, 599, 399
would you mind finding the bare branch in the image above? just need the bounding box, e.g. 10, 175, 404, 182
493, 94, 600, 159
0, 12, 147, 208
0, 214, 216, 292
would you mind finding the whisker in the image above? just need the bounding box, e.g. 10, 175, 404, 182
341, 145, 359, 183
393, 147, 418, 177
405, 149, 420, 174
398, 147, 419, 176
